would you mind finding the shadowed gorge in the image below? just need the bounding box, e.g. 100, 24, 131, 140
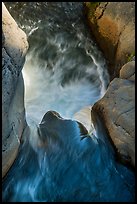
2, 2, 135, 202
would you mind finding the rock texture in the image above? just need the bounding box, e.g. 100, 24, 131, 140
2, 3, 28, 178
120, 61, 135, 81
84, 2, 135, 168
72, 3, 135, 168
92, 61, 135, 167
84, 2, 135, 79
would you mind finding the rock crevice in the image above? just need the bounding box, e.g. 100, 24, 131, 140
85, 2, 135, 78
2, 2, 28, 178
96, 3, 108, 20
85, 2, 135, 168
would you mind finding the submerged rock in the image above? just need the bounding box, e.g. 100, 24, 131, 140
73, 106, 92, 132
36, 111, 134, 201
2, 113, 135, 201
2, 3, 28, 178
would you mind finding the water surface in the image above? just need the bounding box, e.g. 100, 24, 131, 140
3, 2, 134, 202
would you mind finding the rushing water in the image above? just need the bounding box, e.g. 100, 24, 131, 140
5, 2, 109, 125
3, 2, 135, 202
21, 5, 109, 125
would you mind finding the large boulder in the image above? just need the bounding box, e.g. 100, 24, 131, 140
84, 2, 135, 79
2, 3, 28, 178
84, 2, 135, 168
92, 61, 135, 167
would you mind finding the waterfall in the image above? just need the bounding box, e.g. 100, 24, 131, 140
3, 2, 134, 202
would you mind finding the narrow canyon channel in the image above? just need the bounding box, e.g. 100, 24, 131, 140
2, 2, 135, 202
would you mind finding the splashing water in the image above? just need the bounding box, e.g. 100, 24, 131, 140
5, 1, 110, 126
3, 2, 134, 202
2, 112, 135, 202
22, 30, 109, 125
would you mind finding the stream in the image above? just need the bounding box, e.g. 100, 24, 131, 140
3, 2, 135, 202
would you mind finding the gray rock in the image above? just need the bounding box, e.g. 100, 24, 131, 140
85, 2, 135, 168
120, 61, 135, 81
2, 3, 28, 178
92, 78, 135, 167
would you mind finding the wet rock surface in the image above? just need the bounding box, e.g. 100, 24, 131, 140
85, 2, 135, 168
2, 2, 135, 201
92, 65, 135, 167
3, 111, 135, 202
2, 3, 28, 178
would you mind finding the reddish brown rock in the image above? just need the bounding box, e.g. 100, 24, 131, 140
85, 2, 135, 168
84, 2, 135, 79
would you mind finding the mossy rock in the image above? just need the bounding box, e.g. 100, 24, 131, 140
84, 2, 100, 9
126, 51, 135, 62
84, 2, 100, 18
